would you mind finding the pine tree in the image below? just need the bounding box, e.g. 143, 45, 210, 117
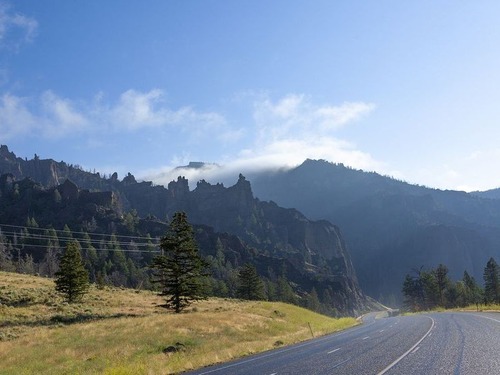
434, 264, 449, 307
462, 270, 482, 306
236, 263, 265, 300
306, 287, 321, 312
150, 212, 209, 313
402, 274, 423, 311
55, 241, 90, 303
483, 257, 500, 304
276, 276, 298, 304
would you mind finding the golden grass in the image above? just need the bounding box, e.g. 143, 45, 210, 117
0, 272, 358, 374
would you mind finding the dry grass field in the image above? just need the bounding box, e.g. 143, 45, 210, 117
0, 272, 358, 374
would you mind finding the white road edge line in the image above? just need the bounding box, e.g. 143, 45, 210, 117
362, 336, 370, 340
376, 316, 435, 375
328, 348, 341, 354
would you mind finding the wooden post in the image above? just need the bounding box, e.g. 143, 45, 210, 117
308, 322, 314, 338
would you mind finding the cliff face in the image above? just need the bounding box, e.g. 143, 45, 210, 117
0, 145, 114, 191
0, 147, 369, 314
0, 174, 118, 230
165, 174, 366, 313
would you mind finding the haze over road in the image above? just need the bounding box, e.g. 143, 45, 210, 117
187, 312, 500, 375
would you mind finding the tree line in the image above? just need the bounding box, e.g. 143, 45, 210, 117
402, 258, 500, 312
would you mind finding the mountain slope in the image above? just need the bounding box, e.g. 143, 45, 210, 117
251, 159, 500, 304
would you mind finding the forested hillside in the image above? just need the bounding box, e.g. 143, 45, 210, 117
0, 146, 369, 315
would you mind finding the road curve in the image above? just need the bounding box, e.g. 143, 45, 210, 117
185, 312, 500, 375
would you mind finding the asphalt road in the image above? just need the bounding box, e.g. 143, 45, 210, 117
186, 311, 500, 375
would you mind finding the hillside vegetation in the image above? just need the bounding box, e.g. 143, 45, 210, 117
0, 272, 358, 374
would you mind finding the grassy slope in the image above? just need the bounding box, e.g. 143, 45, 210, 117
0, 272, 358, 374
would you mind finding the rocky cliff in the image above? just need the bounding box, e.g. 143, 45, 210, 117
0, 146, 369, 315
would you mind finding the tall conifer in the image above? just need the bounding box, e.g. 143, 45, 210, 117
236, 263, 265, 300
55, 241, 90, 303
150, 212, 208, 313
483, 257, 500, 304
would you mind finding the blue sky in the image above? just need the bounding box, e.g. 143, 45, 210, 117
1, 1, 500, 191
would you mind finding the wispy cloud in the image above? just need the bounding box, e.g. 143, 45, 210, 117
0, 3, 38, 49
0, 89, 228, 141
95, 89, 227, 136
0, 93, 37, 138
40, 91, 88, 136
0, 91, 88, 140
254, 94, 375, 141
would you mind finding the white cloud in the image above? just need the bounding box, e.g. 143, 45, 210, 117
109, 89, 167, 129
0, 91, 88, 140
253, 94, 375, 141
0, 93, 37, 139
40, 91, 88, 136
0, 89, 228, 141
0, 3, 38, 49
103, 89, 226, 135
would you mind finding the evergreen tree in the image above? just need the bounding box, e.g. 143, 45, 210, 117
434, 264, 449, 307
61, 224, 73, 247
150, 212, 209, 313
402, 273, 424, 311
55, 241, 90, 303
462, 270, 482, 306
236, 263, 266, 300
420, 270, 439, 309
81, 232, 98, 281
483, 257, 500, 304
306, 287, 321, 312
276, 276, 298, 304
110, 240, 129, 284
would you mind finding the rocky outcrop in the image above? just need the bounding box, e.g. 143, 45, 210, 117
0, 174, 119, 231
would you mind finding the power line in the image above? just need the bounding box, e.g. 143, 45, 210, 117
0, 223, 163, 253
3, 242, 161, 253
0, 223, 163, 242
0, 230, 159, 248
